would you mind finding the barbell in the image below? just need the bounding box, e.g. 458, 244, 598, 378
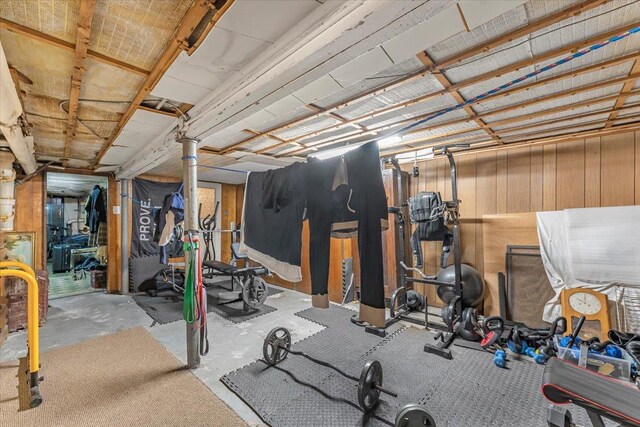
263, 327, 397, 413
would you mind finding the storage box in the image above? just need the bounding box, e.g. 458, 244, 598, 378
555, 336, 632, 381
90, 270, 107, 289
6, 269, 48, 332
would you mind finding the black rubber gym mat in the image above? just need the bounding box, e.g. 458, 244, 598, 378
132, 283, 283, 325
221, 305, 595, 426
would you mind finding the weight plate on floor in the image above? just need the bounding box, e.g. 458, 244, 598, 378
358, 360, 382, 413
242, 277, 268, 309
406, 290, 424, 311
395, 403, 436, 427
263, 327, 291, 365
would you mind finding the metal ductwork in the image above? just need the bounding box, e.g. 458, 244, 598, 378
0, 41, 37, 175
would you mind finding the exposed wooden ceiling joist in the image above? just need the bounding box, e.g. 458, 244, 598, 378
247, 21, 640, 158
418, 51, 502, 146
604, 59, 640, 128
0, 17, 149, 76
92, 0, 236, 168
217, 0, 612, 155
62, 0, 97, 168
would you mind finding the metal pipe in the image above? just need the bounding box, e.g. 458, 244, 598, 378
120, 179, 129, 295
180, 137, 200, 369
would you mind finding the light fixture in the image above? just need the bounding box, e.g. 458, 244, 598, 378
395, 147, 435, 163
310, 144, 359, 160
377, 134, 402, 148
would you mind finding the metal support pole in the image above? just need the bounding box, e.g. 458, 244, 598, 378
120, 179, 129, 295
181, 137, 200, 369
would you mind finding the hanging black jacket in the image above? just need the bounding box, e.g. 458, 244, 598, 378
85, 185, 107, 234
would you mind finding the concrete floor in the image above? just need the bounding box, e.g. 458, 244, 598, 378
1, 285, 339, 426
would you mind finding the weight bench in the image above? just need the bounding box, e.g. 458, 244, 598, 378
203, 243, 270, 311
542, 357, 640, 427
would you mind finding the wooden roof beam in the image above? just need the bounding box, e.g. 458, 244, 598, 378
604, 59, 640, 128
0, 17, 149, 76
418, 51, 502, 145
92, 0, 235, 168
385, 121, 640, 158
217, 0, 610, 154
256, 26, 640, 157
62, 0, 97, 168
292, 86, 640, 157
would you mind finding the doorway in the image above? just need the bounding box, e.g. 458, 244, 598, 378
45, 173, 109, 299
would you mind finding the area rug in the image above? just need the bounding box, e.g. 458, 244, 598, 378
0, 327, 247, 426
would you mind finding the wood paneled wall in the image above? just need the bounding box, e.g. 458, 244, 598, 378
12, 173, 46, 270
403, 131, 640, 312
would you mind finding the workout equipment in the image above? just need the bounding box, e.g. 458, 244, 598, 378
263, 327, 398, 413
0, 261, 43, 408
543, 357, 640, 427
436, 264, 484, 308
395, 403, 436, 427
182, 232, 209, 356
202, 223, 270, 312
203, 242, 270, 311
198, 201, 219, 262
361, 146, 481, 354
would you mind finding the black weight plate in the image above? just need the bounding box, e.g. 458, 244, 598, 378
243, 277, 268, 309
263, 327, 291, 366
358, 360, 382, 413
406, 290, 424, 311
395, 403, 436, 427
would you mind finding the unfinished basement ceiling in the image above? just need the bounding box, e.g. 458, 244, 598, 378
2, 0, 640, 181
131, 0, 640, 181
0, 0, 216, 169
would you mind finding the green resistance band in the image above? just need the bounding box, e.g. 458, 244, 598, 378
182, 242, 197, 322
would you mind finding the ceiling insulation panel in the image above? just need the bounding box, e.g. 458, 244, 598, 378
189, 25, 272, 72
472, 62, 634, 113
633, 79, 640, 90
165, 52, 234, 90
200, 123, 253, 150
151, 74, 212, 105
0, 0, 80, 43
243, 109, 277, 129
91, 0, 192, 70
405, 129, 489, 148
217, 0, 320, 44
617, 105, 640, 117
382, 4, 465, 64
403, 121, 481, 142
81, 57, 145, 101
623, 94, 640, 105
427, 2, 528, 62
273, 115, 342, 141
250, 105, 312, 134
502, 122, 609, 143
483, 85, 623, 123
0, 30, 73, 99
498, 112, 612, 136
264, 94, 305, 117
330, 47, 394, 88
491, 102, 618, 131
458, 0, 527, 31
293, 75, 343, 105
101, 145, 139, 166
313, 57, 425, 110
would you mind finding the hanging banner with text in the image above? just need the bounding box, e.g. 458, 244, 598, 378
131, 178, 183, 259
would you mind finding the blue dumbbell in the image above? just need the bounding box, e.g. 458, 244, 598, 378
605, 345, 623, 359
494, 349, 507, 368
525, 348, 546, 365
